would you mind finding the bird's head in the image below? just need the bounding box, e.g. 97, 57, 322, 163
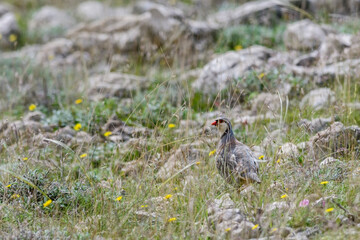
211, 117, 232, 135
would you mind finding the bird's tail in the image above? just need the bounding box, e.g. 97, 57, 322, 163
249, 172, 261, 183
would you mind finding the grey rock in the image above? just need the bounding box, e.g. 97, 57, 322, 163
192, 46, 274, 95
251, 93, 281, 115
287, 226, 320, 240
284, 20, 332, 51
207, 0, 288, 28
102, 115, 152, 143
300, 88, 336, 111
88, 72, 149, 101
319, 34, 352, 65
298, 117, 332, 133
307, 122, 360, 159
343, 33, 360, 59
289, 58, 360, 85
29, 6, 76, 42
133, 1, 184, 19
23, 111, 45, 122
234, 112, 277, 126
0, 3, 13, 17
76, 1, 114, 21
279, 143, 299, 160
261, 129, 284, 150
0, 12, 19, 48
157, 144, 202, 180
294, 50, 319, 67
346, 102, 360, 110
207, 194, 259, 239
265, 201, 289, 213
307, 0, 360, 15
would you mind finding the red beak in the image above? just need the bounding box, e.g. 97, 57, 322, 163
211, 121, 217, 126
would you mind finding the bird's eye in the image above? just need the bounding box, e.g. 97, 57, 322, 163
219, 120, 224, 123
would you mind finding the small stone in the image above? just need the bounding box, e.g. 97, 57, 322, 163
29, 6, 76, 42
284, 19, 331, 51
279, 143, 299, 160
300, 88, 336, 111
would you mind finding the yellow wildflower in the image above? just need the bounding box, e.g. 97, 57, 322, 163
258, 73, 265, 79
225, 227, 231, 232
80, 153, 87, 158
173, 187, 178, 191
258, 155, 264, 160
73, 123, 82, 131
28, 104, 36, 111
209, 149, 216, 156
271, 228, 278, 233
11, 194, 20, 199
164, 194, 173, 200
195, 161, 201, 165
234, 45, 242, 51
326, 208, 334, 213
116, 196, 123, 201
75, 99, 83, 104
47, 54, 54, 61
6, 184, 11, 188
281, 194, 288, 199
104, 131, 112, 137
277, 159, 280, 163
141, 205, 148, 208
9, 34, 17, 42
252, 224, 259, 230
168, 124, 176, 129
321, 181, 329, 185
168, 217, 176, 222
43, 199, 52, 207
23, 157, 28, 161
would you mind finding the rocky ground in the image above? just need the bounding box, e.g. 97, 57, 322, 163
0, 0, 360, 239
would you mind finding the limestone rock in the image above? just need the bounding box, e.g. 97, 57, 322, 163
133, 1, 184, 19
157, 144, 202, 180
207, 0, 292, 28
207, 194, 260, 239
284, 20, 333, 51
261, 129, 285, 150
298, 117, 332, 133
279, 143, 299, 160
307, 0, 360, 15
307, 122, 360, 159
23, 111, 45, 122
29, 6, 76, 42
0, 12, 20, 49
76, 1, 125, 21
192, 46, 274, 95
319, 157, 343, 168
88, 72, 149, 101
319, 34, 352, 65
251, 93, 280, 115
102, 115, 152, 143
300, 88, 336, 111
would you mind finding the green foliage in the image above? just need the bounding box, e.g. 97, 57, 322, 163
216, 23, 286, 52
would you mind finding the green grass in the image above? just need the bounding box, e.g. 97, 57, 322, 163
215, 23, 287, 53
1, 2, 360, 239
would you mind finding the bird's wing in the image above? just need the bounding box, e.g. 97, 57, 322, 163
232, 144, 261, 183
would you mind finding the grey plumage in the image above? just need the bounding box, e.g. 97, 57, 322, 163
212, 117, 261, 186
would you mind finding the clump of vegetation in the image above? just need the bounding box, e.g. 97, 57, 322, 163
216, 23, 286, 52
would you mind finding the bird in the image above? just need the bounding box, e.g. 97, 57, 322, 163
211, 117, 261, 187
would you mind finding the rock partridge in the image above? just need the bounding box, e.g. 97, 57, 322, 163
212, 117, 261, 186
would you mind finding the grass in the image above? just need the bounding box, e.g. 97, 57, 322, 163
1, 1, 360, 239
